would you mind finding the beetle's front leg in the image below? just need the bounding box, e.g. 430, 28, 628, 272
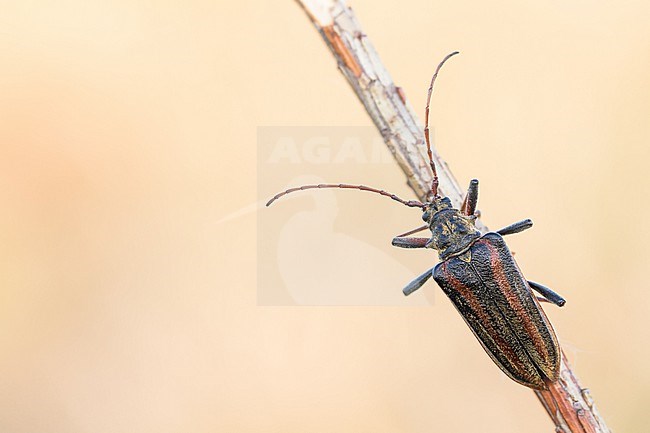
391, 237, 429, 249
392, 224, 431, 248
528, 280, 566, 307
461, 179, 479, 216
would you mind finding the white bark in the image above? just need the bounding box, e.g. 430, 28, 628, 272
295, 1, 612, 432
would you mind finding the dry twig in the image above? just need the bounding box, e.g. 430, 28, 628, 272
294, 1, 611, 432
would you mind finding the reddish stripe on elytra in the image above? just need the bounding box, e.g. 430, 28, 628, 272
479, 239, 551, 362
443, 263, 528, 376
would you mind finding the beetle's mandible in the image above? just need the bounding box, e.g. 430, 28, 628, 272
266, 52, 566, 390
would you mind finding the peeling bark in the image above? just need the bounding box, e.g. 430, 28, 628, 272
294, 1, 612, 432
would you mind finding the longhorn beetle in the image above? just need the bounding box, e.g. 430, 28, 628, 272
266, 52, 566, 390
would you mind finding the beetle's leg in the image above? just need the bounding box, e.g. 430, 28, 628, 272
403, 267, 435, 296
497, 219, 533, 236
397, 224, 428, 237
391, 237, 429, 249
461, 179, 479, 216
528, 280, 566, 307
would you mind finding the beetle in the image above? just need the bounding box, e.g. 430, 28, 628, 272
266, 52, 566, 390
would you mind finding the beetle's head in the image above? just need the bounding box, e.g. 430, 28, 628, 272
421, 196, 453, 223
422, 197, 480, 259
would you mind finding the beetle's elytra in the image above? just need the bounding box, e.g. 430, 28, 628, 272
432, 230, 560, 389
267, 52, 565, 390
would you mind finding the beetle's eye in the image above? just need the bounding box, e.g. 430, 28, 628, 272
422, 211, 430, 222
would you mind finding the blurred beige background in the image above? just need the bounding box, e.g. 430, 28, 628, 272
1, 1, 649, 432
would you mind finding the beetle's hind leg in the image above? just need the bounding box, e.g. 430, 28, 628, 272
403, 267, 434, 296
497, 219, 533, 236
528, 280, 566, 307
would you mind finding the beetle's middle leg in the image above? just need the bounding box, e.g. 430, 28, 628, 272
497, 219, 533, 236
528, 280, 566, 307
403, 267, 435, 296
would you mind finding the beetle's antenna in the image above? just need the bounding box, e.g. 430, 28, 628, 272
266, 183, 425, 208
425, 51, 459, 197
